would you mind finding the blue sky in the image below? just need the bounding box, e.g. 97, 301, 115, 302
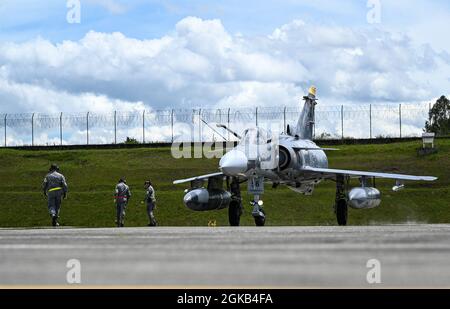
1, 0, 449, 50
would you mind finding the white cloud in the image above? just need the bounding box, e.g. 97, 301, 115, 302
0, 74, 145, 113
0, 17, 449, 144
1, 16, 448, 113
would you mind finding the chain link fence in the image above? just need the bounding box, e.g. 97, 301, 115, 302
0, 103, 432, 146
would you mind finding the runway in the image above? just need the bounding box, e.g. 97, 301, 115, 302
1, 225, 450, 287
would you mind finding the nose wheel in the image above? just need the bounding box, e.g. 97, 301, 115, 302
253, 208, 266, 226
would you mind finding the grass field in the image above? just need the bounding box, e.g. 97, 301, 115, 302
0, 139, 449, 227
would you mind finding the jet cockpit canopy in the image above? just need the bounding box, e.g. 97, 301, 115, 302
239, 127, 270, 146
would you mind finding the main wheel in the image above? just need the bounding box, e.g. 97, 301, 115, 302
254, 209, 266, 226
336, 199, 348, 226
228, 200, 242, 226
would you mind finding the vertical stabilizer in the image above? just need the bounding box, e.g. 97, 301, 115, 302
294, 86, 317, 139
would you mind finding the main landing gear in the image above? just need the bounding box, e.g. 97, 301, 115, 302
334, 174, 349, 226
228, 177, 243, 226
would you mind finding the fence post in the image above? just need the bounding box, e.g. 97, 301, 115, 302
31, 113, 35, 146
399, 103, 402, 138
142, 110, 145, 144
198, 109, 202, 143
191, 109, 195, 143
86, 112, 90, 145
341, 105, 344, 140
114, 110, 117, 144
369, 104, 372, 139
171, 109, 174, 143
255, 107, 258, 127
227, 108, 230, 140
60, 112, 63, 146
283, 106, 286, 133
3, 114, 6, 147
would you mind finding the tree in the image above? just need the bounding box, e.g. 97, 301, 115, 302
317, 132, 332, 140
123, 137, 140, 144
425, 95, 450, 136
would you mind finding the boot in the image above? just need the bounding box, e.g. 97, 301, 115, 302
51, 215, 59, 227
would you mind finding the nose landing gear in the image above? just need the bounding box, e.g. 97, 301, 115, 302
248, 177, 266, 226
251, 196, 266, 226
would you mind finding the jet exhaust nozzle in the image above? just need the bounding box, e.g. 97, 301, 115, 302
348, 187, 381, 209
183, 188, 231, 211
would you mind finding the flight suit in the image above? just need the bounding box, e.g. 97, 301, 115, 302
42, 171, 68, 221
145, 185, 157, 226
115, 182, 131, 227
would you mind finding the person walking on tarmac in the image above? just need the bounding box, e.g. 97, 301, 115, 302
143, 180, 157, 226
42, 164, 68, 227
115, 178, 131, 227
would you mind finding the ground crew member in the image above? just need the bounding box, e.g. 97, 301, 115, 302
115, 178, 131, 227
42, 164, 68, 227
144, 180, 157, 226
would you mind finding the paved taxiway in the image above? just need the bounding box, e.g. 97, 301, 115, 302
1, 225, 450, 287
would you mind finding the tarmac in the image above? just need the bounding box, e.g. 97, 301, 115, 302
1, 225, 450, 287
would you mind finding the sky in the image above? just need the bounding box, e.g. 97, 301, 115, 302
0, 0, 449, 144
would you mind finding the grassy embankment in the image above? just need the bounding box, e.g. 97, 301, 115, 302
0, 139, 448, 227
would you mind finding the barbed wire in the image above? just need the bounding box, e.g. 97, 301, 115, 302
0, 102, 432, 145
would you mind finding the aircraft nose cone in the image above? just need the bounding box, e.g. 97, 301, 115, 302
219, 150, 248, 176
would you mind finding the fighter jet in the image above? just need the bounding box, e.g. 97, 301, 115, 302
173, 87, 437, 226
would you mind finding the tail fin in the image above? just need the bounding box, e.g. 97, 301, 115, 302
294, 86, 317, 139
